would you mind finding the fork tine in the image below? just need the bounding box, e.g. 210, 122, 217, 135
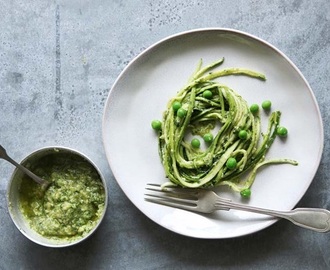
146, 183, 195, 191
145, 183, 203, 212
144, 197, 197, 211
146, 183, 199, 197
144, 192, 197, 205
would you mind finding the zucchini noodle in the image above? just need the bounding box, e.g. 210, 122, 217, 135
155, 58, 298, 195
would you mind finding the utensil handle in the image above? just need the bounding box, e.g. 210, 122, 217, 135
0, 145, 46, 186
281, 208, 330, 232
217, 200, 330, 232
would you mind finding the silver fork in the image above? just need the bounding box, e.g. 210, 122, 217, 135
145, 183, 330, 233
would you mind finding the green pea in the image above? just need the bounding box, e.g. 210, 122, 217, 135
240, 188, 251, 198
191, 138, 200, 149
177, 108, 187, 118
226, 157, 237, 170
172, 101, 182, 111
203, 133, 213, 143
238, 130, 248, 140
262, 100, 272, 110
151, 120, 162, 131
277, 126, 288, 137
202, 90, 213, 99
250, 104, 259, 114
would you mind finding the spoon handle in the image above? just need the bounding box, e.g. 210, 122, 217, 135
0, 145, 50, 189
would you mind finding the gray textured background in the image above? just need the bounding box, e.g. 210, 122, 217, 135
1, 0, 330, 269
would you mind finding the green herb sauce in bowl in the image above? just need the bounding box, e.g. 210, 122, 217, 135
7, 146, 108, 248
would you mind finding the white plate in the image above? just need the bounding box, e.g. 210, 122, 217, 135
102, 28, 323, 238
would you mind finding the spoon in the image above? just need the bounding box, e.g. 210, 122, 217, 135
0, 145, 51, 190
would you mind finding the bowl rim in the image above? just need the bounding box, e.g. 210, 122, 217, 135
6, 145, 108, 248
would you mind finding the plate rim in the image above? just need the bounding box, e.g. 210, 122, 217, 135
102, 27, 324, 239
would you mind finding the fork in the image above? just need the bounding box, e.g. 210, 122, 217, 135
145, 183, 330, 233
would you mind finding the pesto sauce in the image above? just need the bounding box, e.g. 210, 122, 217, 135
19, 153, 105, 241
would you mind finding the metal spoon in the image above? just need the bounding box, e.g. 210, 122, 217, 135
0, 145, 51, 190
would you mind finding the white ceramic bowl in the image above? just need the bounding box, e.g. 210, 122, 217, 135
7, 146, 108, 248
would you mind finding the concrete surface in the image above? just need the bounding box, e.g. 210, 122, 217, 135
0, 0, 329, 269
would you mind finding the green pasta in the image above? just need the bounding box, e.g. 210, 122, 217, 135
153, 58, 298, 197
